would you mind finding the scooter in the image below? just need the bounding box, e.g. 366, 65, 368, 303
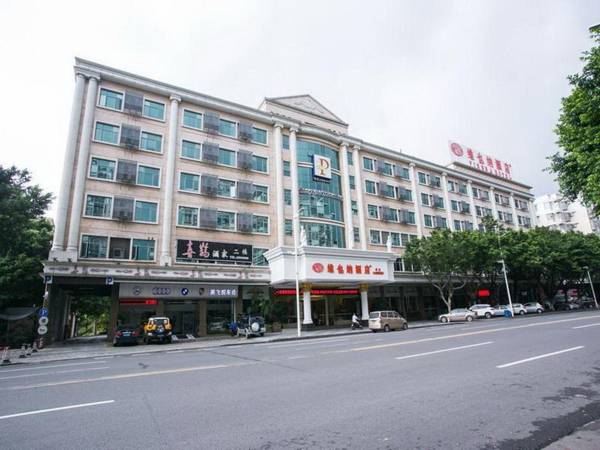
351, 320, 362, 330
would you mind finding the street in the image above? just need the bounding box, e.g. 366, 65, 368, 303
1, 311, 600, 449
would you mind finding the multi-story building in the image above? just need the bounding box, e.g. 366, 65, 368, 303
44, 59, 536, 340
534, 194, 600, 234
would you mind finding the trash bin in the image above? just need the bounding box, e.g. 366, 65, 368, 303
504, 309, 513, 318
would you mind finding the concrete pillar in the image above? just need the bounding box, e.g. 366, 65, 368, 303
156, 300, 165, 316
324, 297, 330, 326
197, 301, 207, 337
51, 73, 86, 256
409, 163, 424, 237
467, 180, 478, 228
441, 173, 453, 229
160, 95, 181, 265
360, 284, 369, 320
302, 283, 313, 325
107, 284, 119, 340
234, 287, 243, 319
510, 194, 520, 230
289, 127, 301, 245
339, 142, 354, 248
352, 146, 368, 249
66, 75, 100, 257
273, 123, 285, 246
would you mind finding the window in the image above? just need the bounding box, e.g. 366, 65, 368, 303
381, 184, 395, 198
252, 127, 267, 144
182, 140, 201, 160
347, 151, 353, 165
219, 119, 237, 137
253, 185, 268, 203
218, 179, 236, 198
218, 148, 236, 166
183, 110, 202, 129
297, 140, 339, 170
351, 200, 358, 216
217, 211, 235, 230
85, 195, 111, 218
365, 180, 376, 194
383, 162, 394, 176
283, 161, 290, 177
80, 235, 108, 258
252, 155, 268, 173
301, 222, 345, 248
448, 181, 456, 192
387, 209, 399, 222
134, 201, 158, 223
99, 88, 123, 110
298, 167, 342, 196
363, 157, 374, 171
430, 176, 441, 188
94, 122, 119, 144
349, 175, 355, 190
424, 214, 433, 228
140, 132, 162, 152
454, 219, 461, 231
436, 217, 448, 229
285, 219, 293, 236
390, 232, 401, 247
418, 172, 427, 185
353, 227, 360, 243
132, 239, 155, 261
282, 134, 289, 150
180, 173, 200, 192
458, 183, 468, 195
143, 99, 165, 120
137, 165, 160, 187
89, 157, 115, 180
252, 248, 268, 266
398, 166, 410, 180
398, 188, 412, 202
299, 195, 343, 221
178, 206, 198, 226
403, 211, 416, 225
421, 193, 430, 206
370, 230, 381, 245
284, 189, 292, 206
368, 204, 379, 219
451, 200, 459, 212
252, 215, 269, 233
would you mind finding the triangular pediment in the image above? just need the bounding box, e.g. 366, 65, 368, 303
266, 94, 346, 124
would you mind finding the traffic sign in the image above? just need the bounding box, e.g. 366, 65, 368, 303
106, 276, 114, 285
39, 307, 49, 317
44, 275, 53, 284
37, 325, 48, 335
38, 316, 49, 326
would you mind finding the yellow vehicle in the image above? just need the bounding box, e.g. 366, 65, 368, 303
143, 317, 173, 344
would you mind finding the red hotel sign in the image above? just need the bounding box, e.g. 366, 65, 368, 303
312, 262, 384, 276
449, 141, 513, 180
274, 289, 359, 296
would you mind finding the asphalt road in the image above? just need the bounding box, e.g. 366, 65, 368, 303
1, 311, 600, 450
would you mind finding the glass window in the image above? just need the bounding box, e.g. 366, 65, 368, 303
134, 201, 158, 223
219, 119, 237, 137
89, 157, 115, 180
418, 172, 427, 185
253, 185, 268, 203
391, 232, 401, 247
132, 239, 155, 261
108, 237, 130, 260
365, 180, 376, 194
424, 214, 433, 227
183, 110, 202, 129
252, 215, 269, 233
85, 195, 111, 218
137, 165, 160, 187
347, 151, 353, 165
351, 200, 358, 216
284, 189, 292, 206
383, 162, 394, 176
298, 167, 342, 196
454, 220, 461, 231
94, 122, 119, 144
252, 155, 268, 173
368, 204, 379, 219
349, 175, 355, 190
140, 131, 162, 152
382, 184, 395, 198
182, 140, 201, 160
99, 88, 123, 110
388, 209, 399, 221
252, 248, 268, 266
297, 140, 339, 170
285, 219, 293, 236
398, 167, 410, 180
421, 193, 430, 206
370, 230, 381, 244
143, 99, 165, 120
178, 206, 198, 226
218, 148, 236, 166
283, 161, 291, 177
282, 134, 289, 150
299, 194, 343, 221
363, 157, 374, 171
80, 235, 108, 258
431, 176, 441, 188
353, 227, 360, 243
180, 173, 200, 192
217, 211, 235, 230
301, 222, 345, 248
252, 127, 267, 144
218, 179, 236, 198
451, 200, 459, 212
405, 211, 416, 225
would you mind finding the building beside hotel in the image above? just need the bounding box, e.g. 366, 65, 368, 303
44, 58, 536, 340
534, 194, 600, 235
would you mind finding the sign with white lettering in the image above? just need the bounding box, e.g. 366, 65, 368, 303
312, 154, 332, 181
449, 141, 513, 180
119, 283, 239, 299
176, 240, 252, 264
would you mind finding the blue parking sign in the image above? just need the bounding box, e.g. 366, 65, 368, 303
39, 307, 49, 317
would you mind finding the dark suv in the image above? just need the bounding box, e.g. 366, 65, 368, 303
237, 315, 266, 338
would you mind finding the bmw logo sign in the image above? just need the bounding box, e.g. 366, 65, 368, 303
181, 288, 189, 296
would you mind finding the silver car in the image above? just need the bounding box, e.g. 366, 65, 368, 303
524, 302, 544, 314
469, 304, 494, 319
439, 308, 475, 323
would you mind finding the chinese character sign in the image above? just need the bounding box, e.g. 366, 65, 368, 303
449, 141, 513, 180
176, 240, 252, 264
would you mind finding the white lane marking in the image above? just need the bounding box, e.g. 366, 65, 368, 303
166, 350, 184, 354
497, 346, 584, 369
0, 367, 109, 381
350, 314, 600, 352
573, 323, 600, 329
288, 355, 310, 360
0, 361, 103, 374
0, 400, 115, 420
395, 342, 493, 361
94, 357, 113, 360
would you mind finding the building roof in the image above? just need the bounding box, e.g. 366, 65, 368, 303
264, 94, 348, 125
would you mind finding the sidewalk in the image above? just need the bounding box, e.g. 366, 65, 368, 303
0, 319, 452, 365
543, 420, 600, 450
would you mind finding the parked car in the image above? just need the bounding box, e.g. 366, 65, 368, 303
237, 315, 266, 338
113, 324, 142, 346
524, 302, 544, 314
369, 311, 408, 332
439, 308, 475, 323
578, 297, 597, 309
500, 303, 527, 315
469, 304, 495, 319
143, 316, 173, 344
555, 302, 580, 311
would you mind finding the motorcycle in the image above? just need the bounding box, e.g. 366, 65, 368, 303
351, 320, 362, 330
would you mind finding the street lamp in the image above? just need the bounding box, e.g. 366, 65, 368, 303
497, 259, 514, 316
583, 266, 599, 310
293, 208, 306, 337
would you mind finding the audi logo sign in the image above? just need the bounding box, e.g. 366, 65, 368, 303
151, 287, 172, 296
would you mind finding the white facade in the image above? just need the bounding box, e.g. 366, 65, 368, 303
534, 194, 600, 235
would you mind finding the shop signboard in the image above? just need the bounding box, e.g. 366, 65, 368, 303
449, 141, 513, 180
305, 257, 390, 282
119, 283, 239, 299
176, 240, 252, 264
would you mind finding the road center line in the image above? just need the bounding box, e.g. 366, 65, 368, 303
395, 342, 493, 361
0, 366, 109, 381
572, 323, 600, 329
0, 361, 103, 374
496, 346, 584, 369
0, 400, 115, 420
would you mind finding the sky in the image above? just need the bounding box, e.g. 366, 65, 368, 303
1, 0, 598, 218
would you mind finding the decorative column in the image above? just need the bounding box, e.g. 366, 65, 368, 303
490, 187, 498, 222
66, 75, 100, 257
339, 141, 354, 248
289, 127, 301, 245
441, 173, 453, 229
529, 199, 537, 227
273, 123, 285, 247
409, 163, 424, 237
352, 146, 368, 249
359, 284, 369, 320
159, 95, 181, 266
510, 194, 520, 230
302, 283, 313, 325
51, 73, 86, 257
467, 180, 478, 228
